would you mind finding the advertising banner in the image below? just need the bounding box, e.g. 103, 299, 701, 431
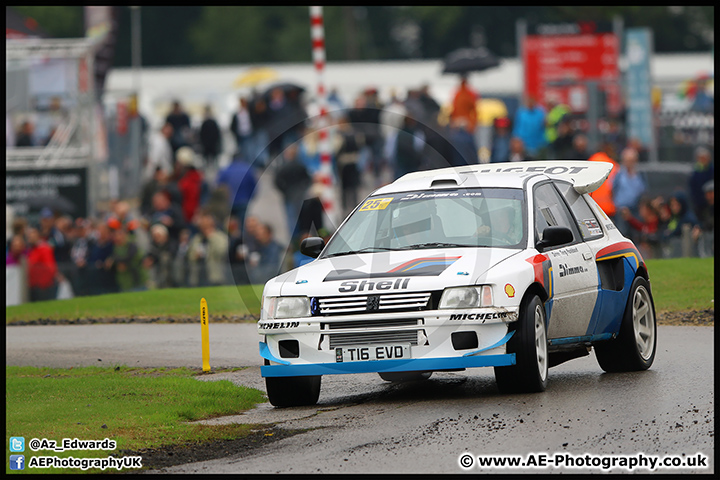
625, 28, 654, 149
523, 29, 620, 113
6, 168, 89, 218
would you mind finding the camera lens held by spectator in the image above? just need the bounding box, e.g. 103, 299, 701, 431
187, 213, 228, 287
195, 242, 207, 260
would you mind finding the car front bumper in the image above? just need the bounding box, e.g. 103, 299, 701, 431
260, 318, 515, 377
259, 308, 519, 377
260, 341, 516, 377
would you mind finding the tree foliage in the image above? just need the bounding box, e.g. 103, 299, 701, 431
9, 6, 714, 68
12, 6, 84, 38
189, 6, 307, 64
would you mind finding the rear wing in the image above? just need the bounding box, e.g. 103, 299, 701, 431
461, 161, 614, 194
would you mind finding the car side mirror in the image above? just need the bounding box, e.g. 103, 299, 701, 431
536, 226, 573, 252
300, 237, 325, 258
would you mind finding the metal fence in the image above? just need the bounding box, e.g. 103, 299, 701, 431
656, 110, 714, 163
6, 37, 108, 221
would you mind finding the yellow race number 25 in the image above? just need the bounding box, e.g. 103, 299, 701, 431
359, 197, 393, 211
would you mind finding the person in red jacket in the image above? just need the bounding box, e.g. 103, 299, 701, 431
620, 198, 661, 259
176, 146, 205, 224
25, 227, 58, 302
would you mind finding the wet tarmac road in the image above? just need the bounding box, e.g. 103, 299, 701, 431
6, 324, 714, 474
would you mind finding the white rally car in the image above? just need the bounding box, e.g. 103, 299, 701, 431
258, 161, 657, 407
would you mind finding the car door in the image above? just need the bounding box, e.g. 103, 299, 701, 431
554, 181, 626, 337
532, 182, 599, 339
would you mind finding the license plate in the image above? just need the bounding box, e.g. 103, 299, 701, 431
335, 344, 410, 363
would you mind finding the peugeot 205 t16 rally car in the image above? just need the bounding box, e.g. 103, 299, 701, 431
258, 161, 657, 407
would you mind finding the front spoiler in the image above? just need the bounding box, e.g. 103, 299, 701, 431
259, 341, 516, 377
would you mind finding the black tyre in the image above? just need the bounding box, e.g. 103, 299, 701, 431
378, 371, 432, 382
494, 294, 548, 393
594, 276, 657, 372
265, 375, 321, 407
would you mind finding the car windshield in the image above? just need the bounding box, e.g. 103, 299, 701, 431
323, 188, 526, 257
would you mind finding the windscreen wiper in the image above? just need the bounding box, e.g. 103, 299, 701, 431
325, 246, 403, 258
400, 242, 476, 250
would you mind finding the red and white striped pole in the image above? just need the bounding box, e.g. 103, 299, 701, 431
310, 6, 338, 224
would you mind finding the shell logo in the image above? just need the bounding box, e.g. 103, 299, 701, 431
504, 284, 515, 298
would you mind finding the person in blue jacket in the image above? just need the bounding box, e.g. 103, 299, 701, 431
512, 96, 547, 158
688, 146, 714, 220
661, 191, 700, 258
216, 150, 258, 225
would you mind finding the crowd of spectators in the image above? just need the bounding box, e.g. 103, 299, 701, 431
6, 200, 288, 301
486, 92, 714, 261
606, 146, 714, 260
6, 82, 713, 303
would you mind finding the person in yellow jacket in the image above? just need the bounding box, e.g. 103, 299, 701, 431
544, 94, 570, 146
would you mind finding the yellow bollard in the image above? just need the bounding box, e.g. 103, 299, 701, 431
200, 297, 210, 372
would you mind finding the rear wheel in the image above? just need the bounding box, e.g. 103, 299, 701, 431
595, 276, 656, 372
378, 371, 432, 382
494, 294, 548, 393
265, 375, 321, 407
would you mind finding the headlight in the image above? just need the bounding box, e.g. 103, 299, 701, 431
439, 286, 493, 309
263, 296, 310, 319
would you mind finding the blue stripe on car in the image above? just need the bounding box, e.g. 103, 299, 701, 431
259, 346, 516, 377
462, 330, 515, 357
585, 256, 637, 336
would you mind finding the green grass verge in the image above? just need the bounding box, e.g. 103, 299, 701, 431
645, 257, 714, 313
5, 258, 713, 324
5, 284, 264, 324
5, 366, 266, 474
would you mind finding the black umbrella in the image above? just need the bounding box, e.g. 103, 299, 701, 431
442, 47, 501, 75
25, 195, 77, 215
262, 82, 306, 99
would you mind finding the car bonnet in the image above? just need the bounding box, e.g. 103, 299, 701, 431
273, 248, 523, 297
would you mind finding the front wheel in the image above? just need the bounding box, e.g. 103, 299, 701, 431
265, 375, 321, 407
594, 276, 657, 372
494, 294, 548, 393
